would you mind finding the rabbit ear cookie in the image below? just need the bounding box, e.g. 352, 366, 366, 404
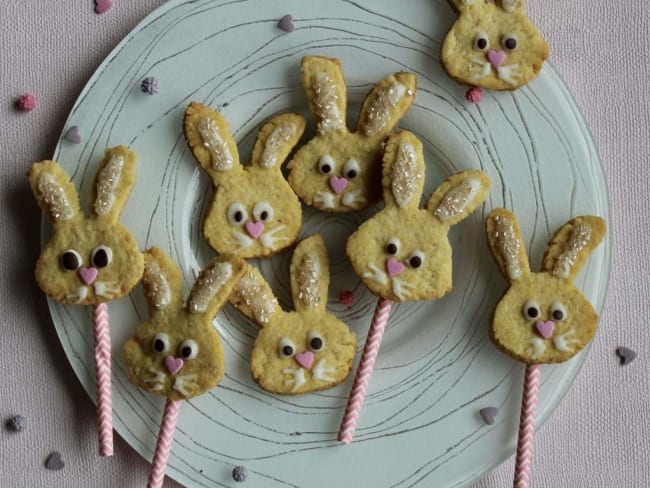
441, 0, 549, 90
486, 209, 606, 364
29, 147, 144, 305
184, 103, 305, 258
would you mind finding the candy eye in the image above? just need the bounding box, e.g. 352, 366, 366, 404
502, 33, 518, 50
152, 333, 170, 354
91, 245, 113, 268
474, 32, 490, 52
253, 202, 274, 222
308, 331, 325, 352
278, 338, 296, 359
178, 339, 199, 360
61, 249, 82, 271
343, 159, 360, 179
385, 238, 401, 255
407, 251, 424, 269
550, 301, 568, 321
227, 203, 248, 226
523, 300, 541, 320
318, 155, 335, 175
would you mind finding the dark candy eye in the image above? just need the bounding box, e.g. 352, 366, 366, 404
278, 337, 296, 358
91, 245, 112, 268
227, 203, 248, 226
152, 333, 170, 353
474, 32, 490, 52
550, 301, 567, 321
318, 155, 335, 175
523, 300, 541, 320
61, 249, 82, 271
385, 238, 400, 255
178, 339, 199, 360
343, 159, 360, 179
308, 332, 325, 352
253, 202, 274, 222
502, 33, 518, 50
407, 251, 424, 269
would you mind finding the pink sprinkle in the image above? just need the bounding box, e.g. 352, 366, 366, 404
465, 86, 483, 104
16, 94, 37, 112
339, 290, 354, 306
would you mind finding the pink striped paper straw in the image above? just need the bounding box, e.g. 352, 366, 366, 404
513, 364, 541, 488
338, 299, 393, 444
93, 302, 113, 457
148, 399, 182, 488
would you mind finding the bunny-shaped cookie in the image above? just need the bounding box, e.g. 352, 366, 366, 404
486, 208, 606, 364
347, 131, 490, 302
124, 247, 245, 400
29, 146, 144, 305
441, 0, 549, 90
229, 235, 357, 394
184, 103, 306, 258
287, 56, 417, 212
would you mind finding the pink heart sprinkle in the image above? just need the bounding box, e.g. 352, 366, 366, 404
386, 258, 405, 277
95, 0, 113, 14
329, 175, 349, 194
164, 356, 184, 376
78, 267, 98, 285
245, 221, 264, 239
294, 351, 314, 369
535, 320, 556, 340
487, 50, 506, 68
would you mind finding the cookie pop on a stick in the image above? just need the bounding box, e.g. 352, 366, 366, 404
29, 147, 144, 456
339, 131, 490, 443
124, 248, 245, 488
485, 209, 605, 487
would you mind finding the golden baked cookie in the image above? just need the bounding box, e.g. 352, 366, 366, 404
229, 235, 357, 394
346, 131, 490, 302
29, 146, 144, 305
287, 56, 417, 212
486, 208, 606, 364
123, 247, 245, 401
184, 102, 305, 258
441, 0, 549, 90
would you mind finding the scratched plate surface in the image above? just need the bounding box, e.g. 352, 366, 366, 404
47, 1, 610, 486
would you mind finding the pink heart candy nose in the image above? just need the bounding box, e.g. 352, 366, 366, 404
79, 267, 98, 285
294, 351, 314, 369
164, 356, 184, 375
329, 175, 349, 194
386, 257, 405, 277
535, 320, 556, 340
487, 49, 506, 68
245, 221, 264, 239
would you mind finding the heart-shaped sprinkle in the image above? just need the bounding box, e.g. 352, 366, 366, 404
386, 257, 405, 277
329, 175, 349, 194
164, 356, 184, 375
44, 452, 65, 471
465, 86, 483, 104
95, 0, 113, 14
232, 465, 248, 482
245, 221, 264, 239
535, 320, 555, 340
6, 415, 26, 432
78, 267, 98, 285
277, 14, 295, 33
339, 290, 354, 306
487, 49, 506, 68
294, 351, 314, 369
616, 346, 637, 366
479, 407, 499, 425
64, 126, 82, 144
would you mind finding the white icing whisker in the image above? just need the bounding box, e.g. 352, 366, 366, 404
260, 225, 287, 249
312, 359, 335, 382
282, 368, 307, 393
173, 374, 198, 398
314, 191, 335, 209
363, 264, 389, 286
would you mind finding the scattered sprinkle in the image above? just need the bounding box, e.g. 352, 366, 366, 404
479, 407, 499, 425
339, 290, 355, 306
6, 415, 26, 432
141, 77, 159, 95
232, 465, 248, 482
94, 0, 113, 15
44, 452, 65, 471
465, 86, 483, 104
616, 346, 637, 366
64, 126, 82, 144
16, 94, 37, 112
277, 14, 295, 33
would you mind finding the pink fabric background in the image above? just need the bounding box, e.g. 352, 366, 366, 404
1, 1, 647, 486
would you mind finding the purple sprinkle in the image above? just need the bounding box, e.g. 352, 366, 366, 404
6, 415, 26, 432
232, 465, 248, 482
277, 14, 295, 33
479, 407, 499, 425
141, 77, 159, 95
44, 452, 65, 471
616, 346, 637, 366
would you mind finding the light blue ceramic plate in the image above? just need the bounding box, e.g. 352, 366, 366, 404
47, 1, 610, 486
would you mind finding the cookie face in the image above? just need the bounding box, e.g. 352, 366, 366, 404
184, 103, 305, 258
486, 209, 606, 364
287, 56, 417, 212
441, 0, 549, 90
29, 146, 144, 305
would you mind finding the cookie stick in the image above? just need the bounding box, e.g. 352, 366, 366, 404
28, 147, 144, 456
339, 131, 490, 443
485, 209, 605, 487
